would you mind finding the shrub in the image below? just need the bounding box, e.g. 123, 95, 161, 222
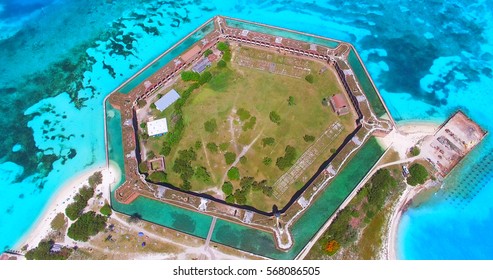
303, 135, 315, 142
288, 96, 295, 106
204, 119, 217, 133
160, 143, 171, 156
262, 157, 272, 166
305, 74, 314, 83
269, 111, 281, 125
325, 240, 340, 255
227, 167, 240, 180
219, 142, 229, 151
181, 180, 192, 191
206, 142, 218, 153
239, 156, 247, 164
224, 152, 236, 165
100, 204, 112, 216
194, 140, 202, 150
148, 171, 168, 183
67, 211, 107, 242
407, 163, 429, 186
262, 137, 275, 147
222, 181, 233, 196
217, 60, 226, 68
147, 151, 155, 159
203, 49, 213, 57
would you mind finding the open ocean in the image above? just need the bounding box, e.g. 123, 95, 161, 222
1, 0, 492, 259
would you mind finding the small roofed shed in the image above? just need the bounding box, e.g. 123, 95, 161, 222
155, 89, 180, 111
330, 93, 350, 115
147, 118, 168, 137
181, 45, 201, 62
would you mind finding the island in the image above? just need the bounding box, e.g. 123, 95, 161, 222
6, 15, 485, 260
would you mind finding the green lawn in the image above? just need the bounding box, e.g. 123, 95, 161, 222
144, 47, 355, 211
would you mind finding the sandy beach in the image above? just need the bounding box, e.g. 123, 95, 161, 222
16, 163, 119, 251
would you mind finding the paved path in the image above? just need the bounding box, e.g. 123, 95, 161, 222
205, 217, 217, 248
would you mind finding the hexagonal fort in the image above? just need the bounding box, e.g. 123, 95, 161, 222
105, 16, 395, 251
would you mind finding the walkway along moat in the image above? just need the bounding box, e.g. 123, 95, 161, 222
104, 16, 393, 258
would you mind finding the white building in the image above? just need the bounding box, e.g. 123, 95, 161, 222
147, 118, 168, 137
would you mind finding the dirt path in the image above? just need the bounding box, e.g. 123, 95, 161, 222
219, 129, 263, 187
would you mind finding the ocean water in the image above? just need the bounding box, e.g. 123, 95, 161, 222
1, 0, 493, 259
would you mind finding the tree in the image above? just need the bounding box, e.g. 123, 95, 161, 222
222, 181, 233, 196
65, 185, 94, 221
263, 157, 272, 166
276, 145, 297, 170
234, 189, 247, 205
224, 152, 236, 165
181, 180, 192, 191
410, 146, 421, 156
100, 204, 112, 216
303, 134, 315, 142
407, 163, 429, 186
325, 240, 340, 255
269, 111, 281, 125
199, 71, 212, 85
242, 116, 256, 131
262, 137, 275, 147
148, 171, 167, 183
305, 74, 314, 83
25, 240, 72, 260
217, 42, 229, 52
67, 211, 107, 242
206, 142, 218, 153
227, 167, 240, 180
288, 96, 295, 106
222, 50, 232, 61
237, 108, 251, 121
217, 60, 226, 68
225, 195, 235, 204
138, 162, 148, 173
194, 166, 211, 183
88, 171, 103, 188
203, 49, 213, 57
204, 119, 217, 133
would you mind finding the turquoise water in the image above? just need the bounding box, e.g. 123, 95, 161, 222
1, 0, 493, 259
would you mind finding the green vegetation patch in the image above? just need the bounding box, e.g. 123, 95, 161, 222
276, 145, 297, 171
25, 240, 72, 260
224, 151, 237, 165
67, 211, 107, 242
227, 167, 240, 180
100, 203, 112, 216
148, 171, 168, 183
65, 185, 94, 221
50, 213, 66, 231
407, 163, 429, 186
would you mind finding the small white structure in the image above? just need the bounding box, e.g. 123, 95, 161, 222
154, 89, 180, 112
147, 118, 168, 137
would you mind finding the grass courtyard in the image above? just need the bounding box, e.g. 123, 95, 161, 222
142, 45, 355, 211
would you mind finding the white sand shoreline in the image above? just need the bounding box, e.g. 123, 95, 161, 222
15, 163, 119, 251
